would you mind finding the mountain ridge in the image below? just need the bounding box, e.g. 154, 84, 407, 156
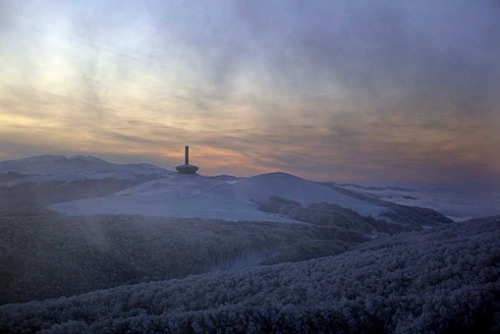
0, 155, 487, 221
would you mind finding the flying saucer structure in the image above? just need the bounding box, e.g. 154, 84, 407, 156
175, 145, 199, 174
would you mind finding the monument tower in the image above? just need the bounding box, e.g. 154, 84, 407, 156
175, 145, 199, 174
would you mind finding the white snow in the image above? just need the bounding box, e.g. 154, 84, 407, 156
50, 172, 386, 221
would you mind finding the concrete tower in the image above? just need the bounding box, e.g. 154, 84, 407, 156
175, 145, 199, 174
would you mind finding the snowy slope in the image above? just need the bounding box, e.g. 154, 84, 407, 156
49, 174, 295, 222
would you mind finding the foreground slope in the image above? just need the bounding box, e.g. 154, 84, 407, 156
1, 219, 498, 333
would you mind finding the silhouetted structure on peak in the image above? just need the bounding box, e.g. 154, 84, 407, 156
175, 146, 199, 174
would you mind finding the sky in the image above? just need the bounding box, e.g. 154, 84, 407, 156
0, 0, 499, 188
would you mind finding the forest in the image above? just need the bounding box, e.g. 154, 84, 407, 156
0, 214, 498, 333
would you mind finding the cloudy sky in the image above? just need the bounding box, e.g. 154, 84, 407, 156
0, 0, 498, 188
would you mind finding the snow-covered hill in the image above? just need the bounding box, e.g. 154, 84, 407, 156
0, 155, 454, 224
